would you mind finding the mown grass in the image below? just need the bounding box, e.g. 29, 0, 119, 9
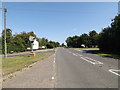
98, 53, 120, 59
2, 52, 54, 76
73, 48, 99, 49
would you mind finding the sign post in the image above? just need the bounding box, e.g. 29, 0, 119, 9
29, 36, 35, 56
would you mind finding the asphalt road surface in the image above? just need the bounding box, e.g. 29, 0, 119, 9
3, 47, 119, 88
55, 47, 119, 88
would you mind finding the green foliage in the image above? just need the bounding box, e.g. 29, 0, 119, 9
89, 30, 99, 47
39, 38, 48, 46
39, 38, 60, 49
1, 29, 38, 54
66, 31, 99, 48
61, 43, 66, 47
99, 14, 120, 53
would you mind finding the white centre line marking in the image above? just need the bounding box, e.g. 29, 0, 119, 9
109, 69, 120, 76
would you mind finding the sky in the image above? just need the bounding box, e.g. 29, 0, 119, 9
1, 2, 118, 44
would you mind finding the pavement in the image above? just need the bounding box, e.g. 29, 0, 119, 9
2, 47, 119, 88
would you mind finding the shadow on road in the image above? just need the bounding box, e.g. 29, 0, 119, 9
82, 49, 120, 59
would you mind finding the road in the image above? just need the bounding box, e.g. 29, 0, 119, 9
3, 47, 119, 88
55, 48, 119, 88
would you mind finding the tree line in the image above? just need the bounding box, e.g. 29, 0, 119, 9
1, 30, 61, 54
66, 30, 99, 48
66, 14, 120, 54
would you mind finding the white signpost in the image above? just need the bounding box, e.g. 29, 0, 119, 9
29, 36, 36, 56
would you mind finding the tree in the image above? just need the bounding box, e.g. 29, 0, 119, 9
80, 34, 91, 48
89, 30, 99, 47
39, 38, 48, 46
61, 43, 66, 47
98, 14, 120, 53
2, 28, 13, 53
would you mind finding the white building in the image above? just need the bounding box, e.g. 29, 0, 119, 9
33, 39, 39, 50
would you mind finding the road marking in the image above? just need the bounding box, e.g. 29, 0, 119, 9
109, 69, 120, 76
75, 49, 83, 52
76, 53, 83, 56
72, 53, 78, 56
80, 57, 103, 65
51, 77, 55, 80
85, 57, 103, 64
81, 57, 96, 64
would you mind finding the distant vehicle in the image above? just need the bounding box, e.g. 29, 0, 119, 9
81, 44, 85, 48
39, 46, 46, 49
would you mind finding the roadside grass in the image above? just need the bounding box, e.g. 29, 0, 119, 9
84, 50, 120, 59
2, 52, 54, 76
72, 48, 99, 49
98, 53, 120, 59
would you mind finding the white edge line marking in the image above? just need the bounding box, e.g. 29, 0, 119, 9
109, 69, 120, 76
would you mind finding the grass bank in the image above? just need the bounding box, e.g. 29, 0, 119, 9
72, 48, 99, 49
98, 53, 120, 59
2, 52, 54, 76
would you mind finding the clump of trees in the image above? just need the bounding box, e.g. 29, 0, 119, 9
2, 29, 38, 54
99, 14, 120, 53
39, 38, 60, 49
66, 14, 120, 54
66, 30, 99, 48
1, 29, 60, 54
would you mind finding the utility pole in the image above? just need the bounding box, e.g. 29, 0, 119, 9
4, 8, 7, 58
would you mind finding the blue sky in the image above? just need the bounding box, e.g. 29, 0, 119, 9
2, 2, 118, 44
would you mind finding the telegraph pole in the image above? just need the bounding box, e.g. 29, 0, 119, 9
4, 8, 7, 58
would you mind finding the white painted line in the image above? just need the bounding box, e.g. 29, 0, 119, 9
75, 49, 83, 52
81, 57, 96, 64
72, 53, 78, 56
52, 77, 55, 80
109, 69, 120, 76
85, 57, 103, 64
53, 60, 55, 63
76, 53, 83, 56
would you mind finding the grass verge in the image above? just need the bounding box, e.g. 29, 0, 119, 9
2, 52, 54, 76
85, 50, 120, 59
72, 48, 99, 49
98, 53, 120, 59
